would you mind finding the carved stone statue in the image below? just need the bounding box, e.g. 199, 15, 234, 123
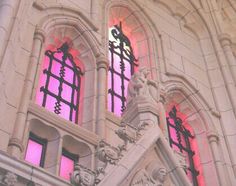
146, 163, 168, 186
127, 67, 159, 103
152, 167, 167, 185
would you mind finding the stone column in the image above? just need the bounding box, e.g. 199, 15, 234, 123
219, 34, 236, 85
8, 28, 45, 158
95, 55, 109, 138
207, 132, 227, 186
0, 0, 20, 66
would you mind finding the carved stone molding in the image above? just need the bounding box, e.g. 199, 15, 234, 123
0, 172, 18, 186
70, 164, 101, 186
130, 169, 157, 186
115, 121, 149, 150
96, 140, 123, 167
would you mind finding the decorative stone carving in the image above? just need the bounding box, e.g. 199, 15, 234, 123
146, 163, 168, 186
115, 121, 149, 150
130, 169, 157, 186
70, 164, 102, 186
174, 150, 188, 171
1, 172, 18, 186
151, 167, 167, 185
96, 140, 123, 167
127, 67, 159, 103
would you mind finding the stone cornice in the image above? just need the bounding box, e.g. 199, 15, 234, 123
0, 151, 71, 186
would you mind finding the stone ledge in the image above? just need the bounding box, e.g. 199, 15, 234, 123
0, 150, 71, 186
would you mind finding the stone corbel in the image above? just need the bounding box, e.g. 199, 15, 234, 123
96, 140, 123, 168
70, 164, 102, 186
0, 172, 18, 186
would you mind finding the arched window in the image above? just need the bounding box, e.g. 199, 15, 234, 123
108, 22, 138, 116
36, 42, 83, 123
166, 106, 200, 186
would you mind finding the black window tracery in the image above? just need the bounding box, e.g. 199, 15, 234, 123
40, 42, 83, 123
166, 106, 199, 186
108, 22, 138, 115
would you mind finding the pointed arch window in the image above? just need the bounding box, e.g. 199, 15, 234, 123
36, 42, 83, 123
166, 106, 199, 186
108, 22, 138, 116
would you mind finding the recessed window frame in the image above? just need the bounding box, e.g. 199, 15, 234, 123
25, 132, 47, 167
59, 148, 79, 180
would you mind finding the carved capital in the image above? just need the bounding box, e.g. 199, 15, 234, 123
219, 33, 232, 47
207, 131, 219, 143
1, 172, 18, 186
34, 28, 46, 43
8, 138, 24, 152
96, 54, 109, 70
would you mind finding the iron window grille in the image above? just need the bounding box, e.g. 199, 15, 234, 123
40, 42, 83, 123
108, 22, 138, 115
166, 106, 199, 186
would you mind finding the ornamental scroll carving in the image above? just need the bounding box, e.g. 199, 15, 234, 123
70, 164, 103, 186
0, 172, 18, 186
96, 140, 123, 167
130, 166, 167, 186
115, 121, 149, 150
127, 67, 159, 103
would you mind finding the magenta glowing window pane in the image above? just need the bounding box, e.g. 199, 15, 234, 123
60, 155, 74, 180
113, 74, 122, 95
25, 139, 43, 166
108, 24, 138, 116
114, 97, 122, 116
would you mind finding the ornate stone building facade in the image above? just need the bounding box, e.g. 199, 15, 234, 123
0, 0, 236, 185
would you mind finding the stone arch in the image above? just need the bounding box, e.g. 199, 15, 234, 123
164, 82, 220, 186
31, 8, 101, 128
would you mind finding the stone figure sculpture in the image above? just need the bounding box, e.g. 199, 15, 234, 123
146, 162, 168, 186
127, 67, 159, 103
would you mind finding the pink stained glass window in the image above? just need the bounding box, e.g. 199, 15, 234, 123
36, 43, 83, 123
25, 133, 47, 167
108, 22, 138, 116
60, 155, 74, 180
59, 149, 78, 180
